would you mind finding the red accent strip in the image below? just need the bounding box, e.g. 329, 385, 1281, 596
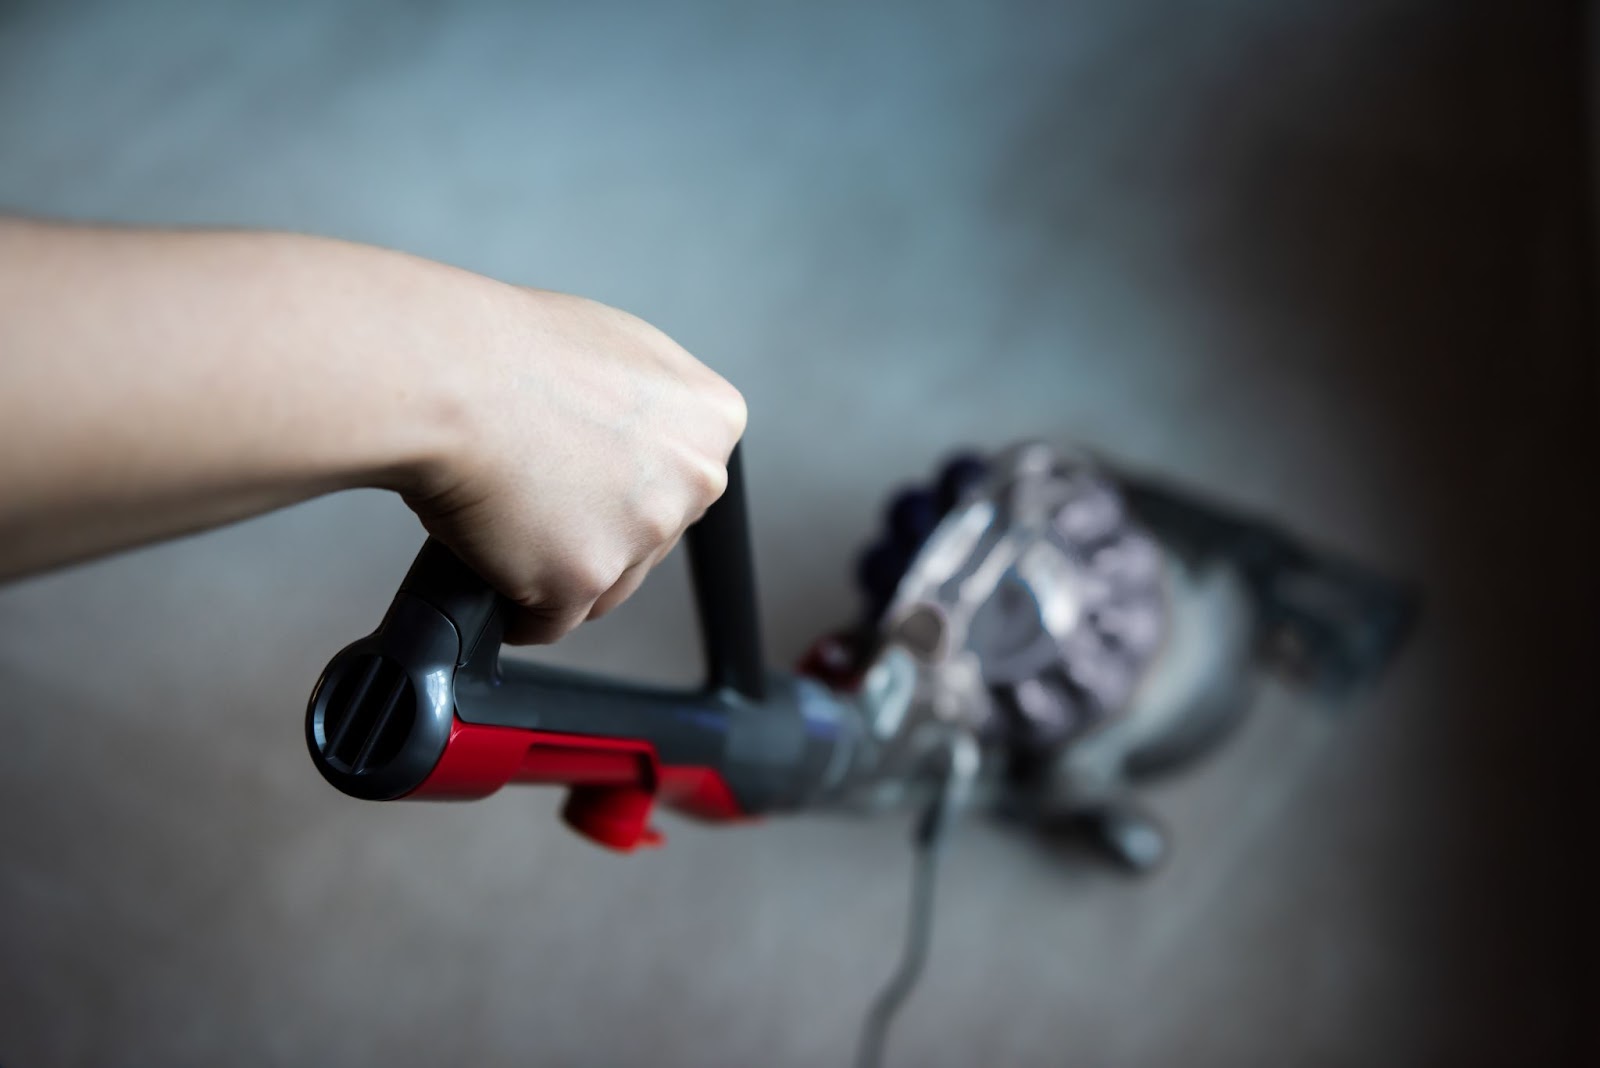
408, 718, 747, 851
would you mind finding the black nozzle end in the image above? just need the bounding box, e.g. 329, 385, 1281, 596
305, 597, 462, 800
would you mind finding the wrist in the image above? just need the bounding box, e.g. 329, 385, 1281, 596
346, 247, 513, 504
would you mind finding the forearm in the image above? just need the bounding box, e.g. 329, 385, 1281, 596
0, 216, 744, 642
0, 219, 482, 579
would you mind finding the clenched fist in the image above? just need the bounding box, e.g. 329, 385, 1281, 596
401, 289, 746, 643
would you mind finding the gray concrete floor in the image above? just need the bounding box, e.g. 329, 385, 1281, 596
0, 2, 1592, 1065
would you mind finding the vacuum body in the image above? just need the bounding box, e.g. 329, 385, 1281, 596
307, 441, 1414, 862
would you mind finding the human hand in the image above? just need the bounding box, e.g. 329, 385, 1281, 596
398, 288, 746, 644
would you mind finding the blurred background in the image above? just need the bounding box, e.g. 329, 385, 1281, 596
0, 1, 1592, 1065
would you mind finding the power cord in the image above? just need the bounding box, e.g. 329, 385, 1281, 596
854, 738, 973, 1068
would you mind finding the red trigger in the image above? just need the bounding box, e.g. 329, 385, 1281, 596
562, 785, 663, 851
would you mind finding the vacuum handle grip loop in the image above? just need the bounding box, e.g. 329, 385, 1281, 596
400, 443, 766, 699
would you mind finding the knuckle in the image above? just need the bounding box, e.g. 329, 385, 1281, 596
502, 576, 548, 612
642, 505, 679, 545
524, 557, 610, 609
698, 459, 729, 504
717, 380, 748, 437
566, 555, 622, 601
693, 373, 746, 438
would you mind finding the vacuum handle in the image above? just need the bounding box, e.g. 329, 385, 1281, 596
308, 439, 861, 833
400, 444, 766, 697
684, 445, 766, 699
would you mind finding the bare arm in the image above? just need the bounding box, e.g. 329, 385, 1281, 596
0, 218, 746, 642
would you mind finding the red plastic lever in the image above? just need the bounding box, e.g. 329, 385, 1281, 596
406, 719, 746, 851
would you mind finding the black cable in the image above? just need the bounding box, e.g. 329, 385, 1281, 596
854, 778, 956, 1068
